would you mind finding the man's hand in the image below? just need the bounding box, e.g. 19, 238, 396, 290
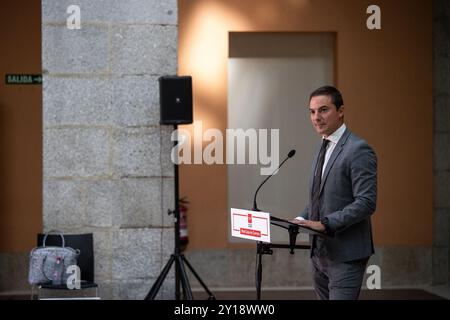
290, 219, 326, 232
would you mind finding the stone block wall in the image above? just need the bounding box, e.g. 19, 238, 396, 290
42, 0, 177, 299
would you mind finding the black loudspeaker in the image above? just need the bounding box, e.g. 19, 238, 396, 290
159, 75, 193, 125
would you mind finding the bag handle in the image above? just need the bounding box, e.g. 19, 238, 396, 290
42, 229, 65, 248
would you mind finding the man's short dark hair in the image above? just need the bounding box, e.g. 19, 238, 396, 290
309, 85, 344, 109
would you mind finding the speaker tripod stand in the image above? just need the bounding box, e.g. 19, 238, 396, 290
145, 124, 215, 300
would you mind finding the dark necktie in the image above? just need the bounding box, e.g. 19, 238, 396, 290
310, 139, 330, 221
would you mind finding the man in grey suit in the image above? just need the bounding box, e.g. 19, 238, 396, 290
293, 86, 377, 300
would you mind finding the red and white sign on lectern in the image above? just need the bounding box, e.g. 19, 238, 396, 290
230, 208, 271, 243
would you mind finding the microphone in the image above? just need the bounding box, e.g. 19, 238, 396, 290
252, 149, 296, 211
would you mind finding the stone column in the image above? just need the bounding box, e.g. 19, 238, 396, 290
42, 0, 177, 299
433, 0, 450, 285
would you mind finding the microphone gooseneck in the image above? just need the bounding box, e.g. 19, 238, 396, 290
252, 149, 296, 211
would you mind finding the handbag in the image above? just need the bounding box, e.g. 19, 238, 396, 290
28, 231, 80, 286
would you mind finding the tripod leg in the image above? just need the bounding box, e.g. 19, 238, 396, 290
145, 254, 176, 300
182, 255, 215, 299
175, 256, 186, 299
176, 255, 193, 300
175, 256, 180, 300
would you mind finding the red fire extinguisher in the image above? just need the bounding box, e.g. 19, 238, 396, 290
179, 197, 189, 250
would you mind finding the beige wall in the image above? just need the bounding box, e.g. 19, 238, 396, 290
0, 0, 42, 252
178, 0, 433, 249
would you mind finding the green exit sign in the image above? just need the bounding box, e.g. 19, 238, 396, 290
5, 74, 42, 85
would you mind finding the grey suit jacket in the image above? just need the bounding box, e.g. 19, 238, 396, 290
299, 128, 377, 262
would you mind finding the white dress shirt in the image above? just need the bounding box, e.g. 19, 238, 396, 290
322, 123, 346, 177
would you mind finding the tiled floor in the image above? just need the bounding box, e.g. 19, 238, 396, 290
193, 288, 448, 300
0, 286, 448, 300
423, 285, 450, 300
